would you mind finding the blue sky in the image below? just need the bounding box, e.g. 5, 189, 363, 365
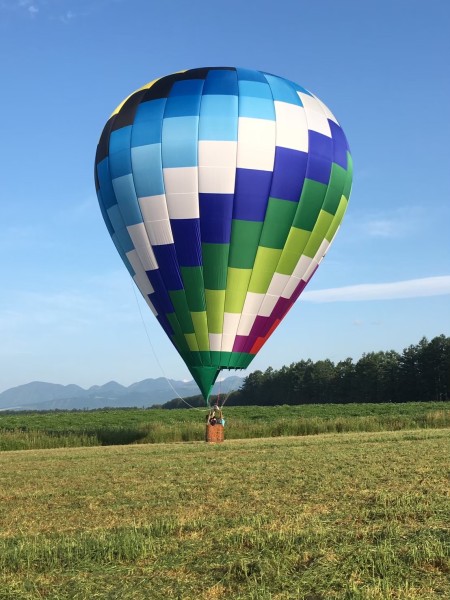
0, 0, 449, 392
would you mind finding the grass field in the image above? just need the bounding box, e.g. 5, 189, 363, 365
0, 401, 449, 450
0, 428, 448, 599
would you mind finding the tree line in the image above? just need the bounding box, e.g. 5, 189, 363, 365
225, 335, 450, 406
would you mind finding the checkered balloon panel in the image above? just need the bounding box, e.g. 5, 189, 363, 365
95, 67, 353, 398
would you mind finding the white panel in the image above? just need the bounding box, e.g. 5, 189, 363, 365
314, 238, 330, 262
258, 294, 279, 317
314, 95, 339, 125
298, 93, 332, 137
138, 195, 169, 222
236, 117, 276, 171
274, 101, 308, 152
166, 192, 199, 219
127, 224, 158, 270
242, 292, 265, 315
237, 313, 257, 336
223, 312, 241, 336
198, 141, 237, 167
133, 272, 153, 296
267, 272, 291, 296
281, 275, 300, 299
163, 167, 198, 194
292, 254, 313, 280
209, 333, 222, 351
145, 219, 174, 246
303, 258, 319, 283
198, 167, 236, 194
221, 333, 236, 352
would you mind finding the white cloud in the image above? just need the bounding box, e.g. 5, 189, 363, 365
302, 276, 450, 303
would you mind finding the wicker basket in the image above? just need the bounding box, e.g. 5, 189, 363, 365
206, 423, 224, 443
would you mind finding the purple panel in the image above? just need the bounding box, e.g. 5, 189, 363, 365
308, 130, 333, 160
306, 155, 332, 185
199, 193, 234, 243
329, 120, 349, 169
233, 168, 273, 221
232, 335, 250, 353
249, 315, 272, 338
270, 147, 308, 201
271, 296, 292, 320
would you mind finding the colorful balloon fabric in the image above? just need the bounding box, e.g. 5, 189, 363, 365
95, 67, 353, 400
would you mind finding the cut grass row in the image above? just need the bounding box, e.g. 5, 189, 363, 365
0, 401, 449, 451
0, 429, 448, 599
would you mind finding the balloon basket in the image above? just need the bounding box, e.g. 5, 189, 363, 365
206, 424, 224, 443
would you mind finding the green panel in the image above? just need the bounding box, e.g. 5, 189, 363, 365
191, 311, 210, 351
202, 243, 229, 290
342, 152, 353, 200
181, 267, 206, 312
235, 353, 255, 368
276, 227, 311, 275
293, 179, 328, 231
228, 220, 263, 269
248, 247, 283, 293
205, 289, 226, 333
185, 333, 199, 352
259, 198, 298, 249
303, 210, 334, 258
326, 196, 348, 242
322, 163, 347, 215
224, 268, 252, 313
168, 291, 194, 333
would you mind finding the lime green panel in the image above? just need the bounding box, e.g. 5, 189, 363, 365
224, 268, 251, 313
191, 311, 210, 351
248, 247, 283, 294
259, 198, 298, 249
303, 210, 334, 258
185, 333, 199, 352
205, 289, 226, 333
326, 196, 348, 242
322, 163, 347, 215
293, 179, 328, 231
202, 243, 229, 290
168, 291, 194, 333
276, 227, 311, 275
181, 267, 206, 312
228, 220, 263, 269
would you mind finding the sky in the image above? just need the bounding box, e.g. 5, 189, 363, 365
0, 0, 449, 393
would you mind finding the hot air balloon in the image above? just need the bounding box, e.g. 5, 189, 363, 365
94, 67, 352, 404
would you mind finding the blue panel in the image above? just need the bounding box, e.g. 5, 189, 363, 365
203, 69, 238, 95
238, 80, 273, 99
107, 203, 125, 233
131, 144, 164, 197
131, 116, 163, 147
109, 126, 132, 153
97, 191, 115, 236
308, 130, 333, 161
198, 95, 238, 141
146, 270, 179, 313
114, 226, 134, 254
134, 99, 166, 124
271, 147, 308, 202
112, 234, 135, 277
152, 245, 184, 291
111, 174, 142, 226
199, 193, 234, 243
233, 169, 273, 221
170, 79, 204, 96
236, 68, 267, 83
171, 219, 202, 266
109, 148, 132, 179
238, 96, 275, 120
164, 93, 202, 118
287, 79, 313, 96
263, 74, 302, 105
306, 155, 332, 186
162, 116, 199, 168
96, 158, 117, 210
329, 120, 349, 169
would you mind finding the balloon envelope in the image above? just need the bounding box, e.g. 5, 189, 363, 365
95, 67, 352, 400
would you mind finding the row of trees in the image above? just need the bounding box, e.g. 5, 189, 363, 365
226, 335, 450, 406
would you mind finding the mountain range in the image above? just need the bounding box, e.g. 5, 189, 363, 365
0, 376, 243, 412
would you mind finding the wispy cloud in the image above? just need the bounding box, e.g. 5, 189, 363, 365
344, 206, 425, 241
302, 276, 450, 303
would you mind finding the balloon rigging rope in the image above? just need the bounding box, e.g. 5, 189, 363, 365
130, 280, 207, 412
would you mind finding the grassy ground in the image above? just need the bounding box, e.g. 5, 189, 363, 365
0, 401, 449, 450
0, 428, 448, 599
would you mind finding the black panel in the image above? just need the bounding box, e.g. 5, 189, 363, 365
111, 89, 147, 131
95, 115, 116, 165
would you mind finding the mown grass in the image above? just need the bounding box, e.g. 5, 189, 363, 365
0, 429, 448, 599
0, 402, 449, 451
